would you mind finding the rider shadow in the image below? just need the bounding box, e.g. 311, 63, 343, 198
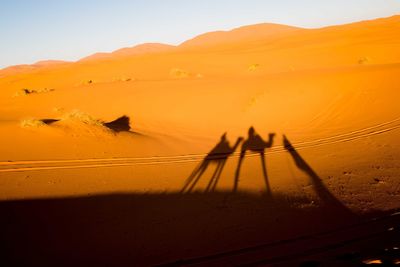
234, 127, 276, 194
283, 135, 352, 213
181, 133, 243, 193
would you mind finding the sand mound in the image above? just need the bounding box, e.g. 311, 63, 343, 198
20, 118, 47, 128
20, 111, 132, 135
60, 110, 103, 126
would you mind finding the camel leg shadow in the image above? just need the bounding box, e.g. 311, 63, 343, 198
181, 160, 209, 193
260, 151, 271, 196
234, 151, 271, 194
234, 152, 246, 193
206, 159, 227, 192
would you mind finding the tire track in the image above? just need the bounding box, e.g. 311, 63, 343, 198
0, 118, 399, 173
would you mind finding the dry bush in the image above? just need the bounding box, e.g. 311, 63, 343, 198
113, 77, 134, 82
358, 57, 371, 65
13, 88, 35, 97
170, 68, 190, 78
61, 110, 103, 126
248, 63, 260, 72
37, 88, 55, 93
13, 88, 54, 97
53, 107, 65, 113
20, 118, 46, 128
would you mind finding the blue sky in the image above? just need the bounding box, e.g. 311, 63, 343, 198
1, 0, 400, 68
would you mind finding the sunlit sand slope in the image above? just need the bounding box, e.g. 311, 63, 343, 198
0, 15, 399, 211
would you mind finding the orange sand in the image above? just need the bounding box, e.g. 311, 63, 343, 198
0, 15, 400, 266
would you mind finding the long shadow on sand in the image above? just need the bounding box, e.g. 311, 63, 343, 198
103, 115, 131, 133
1, 136, 399, 266
234, 127, 275, 194
181, 133, 243, 193
283, 135, 353, 214
182, 128, 276, 194
1, 192, 399, 266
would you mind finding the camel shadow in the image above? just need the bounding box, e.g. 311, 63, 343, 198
234, 127, 275, 194
184, 129, 355, 215
181, 133, 243, 193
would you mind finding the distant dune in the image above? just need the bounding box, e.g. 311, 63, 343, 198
79, 43, 175, 62
0, 60, 70, 77
33, 60, 70, 67
180, 23, 302, 47
2, 15, 400, 75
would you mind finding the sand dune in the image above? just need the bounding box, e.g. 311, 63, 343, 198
79, 43, 175, 62
180, 23, 302, 47
1, 15, 400, 266
1, 13, 399, 209
0, 59, 71, 78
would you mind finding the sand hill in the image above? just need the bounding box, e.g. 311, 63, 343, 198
79, 42, 175, 62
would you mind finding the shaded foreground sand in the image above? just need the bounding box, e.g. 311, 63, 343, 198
1, 15, 400, 266
1, 192, 400, 266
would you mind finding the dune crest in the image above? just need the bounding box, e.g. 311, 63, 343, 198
79, 43, 175, 62
180, 23, 302, 47
1, 15, 400, 77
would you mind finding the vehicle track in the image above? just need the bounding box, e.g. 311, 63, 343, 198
0, 117, 399, 173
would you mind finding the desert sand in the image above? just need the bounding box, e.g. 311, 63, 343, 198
1, 15, 400, 266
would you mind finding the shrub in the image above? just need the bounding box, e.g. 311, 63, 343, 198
61, 110, 103, 126
248, 64, 260, 72
20, 118, 46, 128
358, 57, 371, 65
13, 88, 55, 97
170, 68, 190, 78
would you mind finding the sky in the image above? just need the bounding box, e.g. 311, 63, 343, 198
1, 0, 400, 68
